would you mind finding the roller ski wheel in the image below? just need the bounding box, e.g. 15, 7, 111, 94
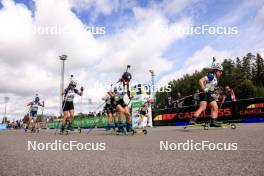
132, 129, 147, 135
115, 131, 126, 135
115, 126, 125, 135
131, 129, 135, 135
107, 128, 117, 135
230, 124, 236, 129
59, 130, 69, 135
203, 125, 209, 130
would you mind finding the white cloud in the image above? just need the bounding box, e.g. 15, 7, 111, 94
0, 0, 192, 118
158, 45, 244, 85
96, 7, 192, 79
0, 0, 104, 117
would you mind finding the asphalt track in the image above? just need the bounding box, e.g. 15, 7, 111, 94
0, 123, 264, 176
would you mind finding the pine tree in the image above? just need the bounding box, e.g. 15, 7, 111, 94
242, 53, 255, 80
252, 53, 264, 87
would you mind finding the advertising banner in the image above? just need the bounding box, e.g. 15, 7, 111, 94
131, 84, 153, 128
152, 97, 264, 126
0, 124, 7, 130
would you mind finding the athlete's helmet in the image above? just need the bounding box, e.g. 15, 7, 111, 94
34, 95, 40, 103
212, 63, 223, 71
121, 72, 132, 82
69, 80, 77, 86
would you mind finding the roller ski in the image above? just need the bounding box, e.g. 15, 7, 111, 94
57, 118, 81, 135
106, 124, 118, 134
184, 122, 209, 130
133, 128, 148, 135
24, 124, 39, 133
206, 119, 236, 130
184, 119, 236, 130
30, 127, 40, 133
58, 126, 81, 135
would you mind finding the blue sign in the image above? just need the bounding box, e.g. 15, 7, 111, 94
0, 124, 7, 130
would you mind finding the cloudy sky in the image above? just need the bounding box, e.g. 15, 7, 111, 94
0, 0, 264, 120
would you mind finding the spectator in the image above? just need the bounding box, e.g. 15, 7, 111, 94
167, 96, 173, 108
222, 86, 237, 102
193, 89, 200, 105
176, 92, 184, 108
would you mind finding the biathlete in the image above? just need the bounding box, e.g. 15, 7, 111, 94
107, 65, 133, 133
25, 94, 44, 132
190, 63, 223, 127
102, 95, 117, 130
60, 80, 84, 133
138, 99, 152, 128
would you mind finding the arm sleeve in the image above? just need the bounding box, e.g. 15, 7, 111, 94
231, 90, 237, 101
64, 88, 68, 94
207, 73, 214, 81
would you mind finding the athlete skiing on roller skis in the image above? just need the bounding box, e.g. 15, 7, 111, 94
60, 80, 84, 133
190, 62, 224, 127
108, 65, 133, 133
25, 94, 44, 132
138, 99, 153, 129
102, 94, 117, 131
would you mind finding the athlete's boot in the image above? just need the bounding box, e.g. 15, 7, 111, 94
105, 124, 111, 131
60, 124, 65, 134
117, 122, 125, 133
126, 123, 133, 132
189, 116, 198, 125
31, 126, 35, 133
68, 122, 74, 131
25, 125, 29, 132
114, 123, 118, 131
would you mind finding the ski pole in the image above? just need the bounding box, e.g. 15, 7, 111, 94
86, 102, 106, 134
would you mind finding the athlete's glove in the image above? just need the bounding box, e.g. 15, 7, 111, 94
202, 87, 209, 93
80, 87, 84, 92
